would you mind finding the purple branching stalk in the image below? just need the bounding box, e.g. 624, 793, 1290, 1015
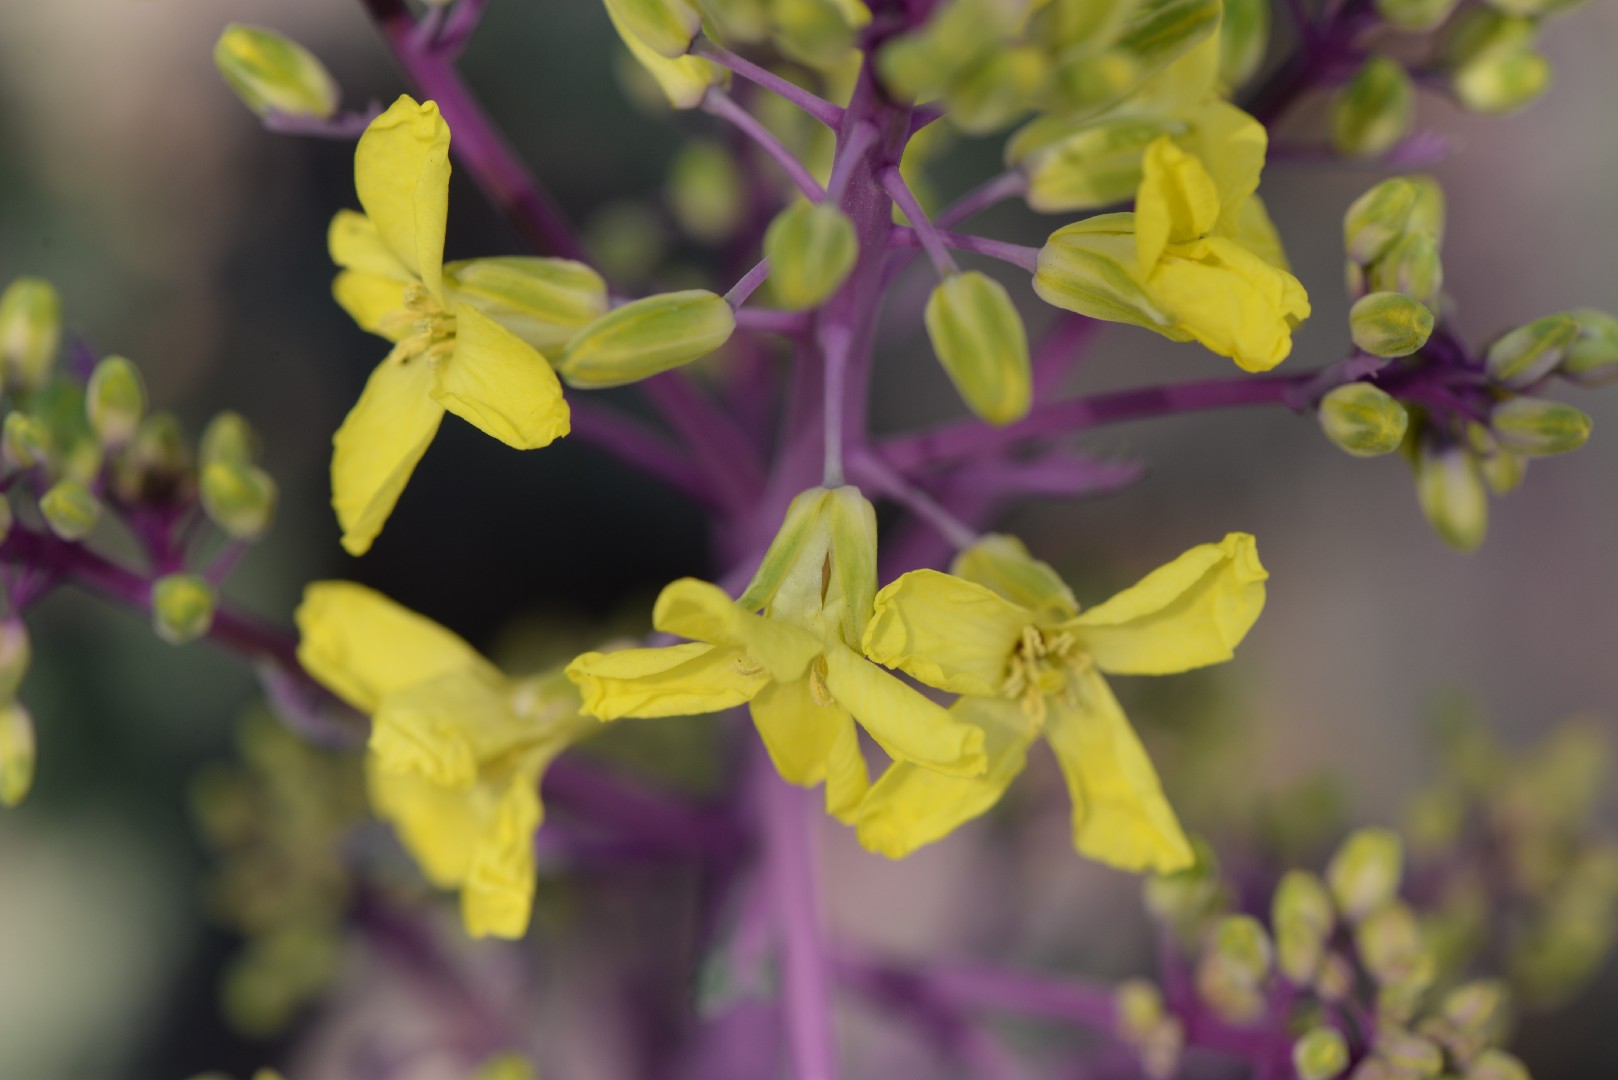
704, 89, 828, 202
692, 37, 846, 128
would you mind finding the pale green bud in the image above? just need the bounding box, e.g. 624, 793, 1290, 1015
200, 411, 260, 469
1376, 0, 1460, 33
1319, 383, 1410, 458
1350, 293, 1434, 358
1367, 231, 1444, 305
1113, 0, 1223, 78
1144, 836, 1224, 927
558, 290, 735, 389
1293, 1028, 1350, 1080
668, 141, 746, 244
1344, 179, 1420, 265
1273, 870, 1336, 982
1019, 116, 1176, 213
1489, 0, 1586, 13
201, 461, 278, 540
1035, 215, 1175, 332
606, 2, 726, 109
1435, 980, 1511, 1062
1044, 0, 1221, 117
472, 1053, 540, 1080
946, 46, 1049, 136
1454, 48, 1551, 115
769, 0, 863, 68
1219, 0, 1271, 88
40, 479, 101, 541
85, 356, 147, 450
1356, 900, 1429, 982
1479, 449, 1526, 494
1332, 57, 1416, 158
763, 201, 859, 311
1560, 308, 1618, 387
1328, 828, 1404, 921
1315, 952, 1355, 1002
445, 257, 609, 352
1489, 398, 1591, 457
152, 573, 216, 645
1416, 443, 1488, 551
924, 271, 1032, 426
3, 412, 52, 472
0, 621, 31, 702
1443, 9, 1537, 67
1212, 914, 1273, 980
1197, 915, 1272, 1023
877, 0, 1022, 102
738, 484, 877, 643
113, 412, 194, 505
604, 0, 704, 58
1114, 978, 1164, 1041
0, 277, 62, 392
213, 25, 340, 120
697, 0, 770, 42
1405, 175, 1447, 241
951, 533, 1078, 617
0, 702, 36, 808
1485, 313, 1578, 389
1465, 1049, 1530, 1080
1376, 1031, 1444, 1077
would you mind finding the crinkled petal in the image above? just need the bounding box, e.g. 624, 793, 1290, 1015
329, 209, 414, 281
652, 578, 822, 682
331, 350, 444, 556
862, 569, 1029, 696
1147, 237, 1310, 372
823, 641, 986, 777
333, 270, 408, 341
1065, 533, 1267, 675
566, 642, 769, 720
1183, 102, 1268, 233
462, 767, 544, 939
432, 304, 570, 450
354, 96, 450, 298
371, 670, 527, 788
749, 676, 868, 820
365, 758, 480, 887
1135, 137, 1221, 274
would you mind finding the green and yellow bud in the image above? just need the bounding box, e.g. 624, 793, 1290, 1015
1350, 292, 1434, 358
924, 271, 1032, 426
1434, 980, 1511, 1063
607, 1, 725, 108
1319, 383, 1410, 458
213, 24, 340, 120
877, 0, 1022, 102
472, 1053, 540, 1080
1454, 47, 1551, 115
951, 532, 1077, 619
947, 46, 1050, 135
1443, 9, 1537, 66
1489, 398, 1592, 457
445, 257, 610, 352
201, 461, 279, 540
85, 356, 147, 450
1143, 837, 1225, 929
2, 413, 51, 472
1017, 116, 1176, 213
1332, 57, 1416, 158
697, 0, 770, 42
1485, 313, 1578, 389
1328, 828, 1404, 921
113, 412, 194, 506
0, 621, 30, 703
1114, 978, 1165, 1041
668, 141, 745, 244
1293, 1027, 1350, 1080
0, 276, 62, 392
1465, 1049, 1531, 1080
200, 411, 260, 469
1561, 308, 1618, 387
1273, 869, 1336, 982
559, 290, 736, 389
40, 479, 101, 541
739, 484, 876, 641
763, 201, 859, 311
1375, 0, 1460, 33
152, 573, 216, 645
1219, 0, 1271, 88
1479, 448, 1526, 495
0, 702, 36, 808
1375, 1031, 1445, 1077
1197, 914, 1273, 1023
1356, 899, 1432, 983
769, 0, 867, 68
1035, 216, 1174, 333
1344, 178, 1420, 265
604, 0, 704, 57
1415, 442, 1488, 551
1367, 231, 1444, 306
1405, 175, 1446, 240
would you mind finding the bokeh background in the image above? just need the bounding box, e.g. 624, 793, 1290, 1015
0, 1, 1614, 1077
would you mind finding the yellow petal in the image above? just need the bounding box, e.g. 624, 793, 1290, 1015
296, 580, 496, 713
1146, 236, 1310, 372
333, 270, 408, 341
856, 697, 1036, 859
1044, 669, 1193, 873
950, 533, 1079, 621
462, 768, 544, 939
1224, 194, 1291, 272
1066, 533, 1267, 675
862, 569, 1029, 697
354, 96, 451, 298
328, 208, 413, 281
822, 641, 986, 777
566, 642, 769, 720
366, 758, 480, 886
1135, 136, 1221, 274
330, 350, 444, 556
652, 578, 822, 682
749, 675, 869, 820
370, 670, 528, 788
1182, 102, 1268, 233
434, 304, 570, 449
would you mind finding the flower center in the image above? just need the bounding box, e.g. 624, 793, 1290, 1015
1001, 624, 1087, 728
380, 283, 457, 365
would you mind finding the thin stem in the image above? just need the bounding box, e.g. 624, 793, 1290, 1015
263, 106, 382, 139
879, 168, 958, 276
848, 450, 977, 551
440, 0, 491, 56
692, 37, 845, 129
834, 951, 1118, 1031
703, 89, 827, 202
566, 401, 719, 505
736, 307, 813, 337
935, 171, 1028, 230
890, 227, 1039, 273
725, 258, 773, 309
821, 324, 852, 487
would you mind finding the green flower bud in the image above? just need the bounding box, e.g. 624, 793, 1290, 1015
1035, 215, 1175, 331
1144, 836, 1224, 928
1319, 383, 1410, 458
1214, 914, 1274, 979
1466, 1049, 1530, 1080
213, 24, 340, 120
1561, 308, 1618, 387
668, 141, 746, 244
1356, 900, 1430, 982
559, 291, 735, 389
1489, 398, 1591, 457
1293, 1027, 1350, 1080
947, 46, 1050, 135
1479, 448, 1527, 495
1375, 0, 1460, 33
1443, 9, 1537, 67
1197, 915, 1273, 1023
1044, 0, 1221, 117
445, 257, 610, 351
1350, 292, 1434, 358
200, 411, 261, 469
1315, 952, 1355, 1002
0, 620, 32, 702
1454, 48, 1551, 115
3, 412, 52, 472
1344, 178, 1420, 265
604, 0, 703, 58
877, 0, 1022, 102
764, 201, 859, 311
1332, 57, 1416, 158
1485, 313, 1578, 389
606, 2, 726, 108
1328, 828, 1404, 921
769, 0, 864, 68
1367, 231, 1444, 305
1112, 0, 1223, 80
1018, 116, 1176, 213
152, 573, 216, 645
1416, 443, 1488, 552
738, 484, 877, 642
201, 461, 279, 540
113, 412, 194, 506
1273, 870, 1336, 982
472, 1053, 540, 1080
0, 702, 36, 808
1405, 175, 1447, 241
697, 0, 770, 42
1376, 1031, 1445, 1077
1434, 980, 1511, 1064
0, 277, 62, 392
40, 479, 101, 541
85, 356, 147, 450
1220, 0, 1271, 88
1114, 978, 1164, 1041
924, 271, 1032, 426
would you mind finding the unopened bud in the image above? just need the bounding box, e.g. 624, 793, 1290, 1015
445, 257, 610, 351
1436, 980, 1511, 1062
0, 277, 62, 392
1035, 216, 1175, 332
1479, 449, 1526, 495
1560, 308, 1618, 387
1345, 178, 1419, 265
3, 412, 51, 471
1197, 915, 1273, 1023
1443, 9, 1538, 67
695, 0, 769, 43
558, 290, 735, 389
472, 1053, 540, 1080
1114, 978, 1164, 1041
1376, 1031, 1444, 1077
1351, 292, 1433, 358
1319, 383, 1409, 458
924, 271, 1032, 425
947, 45, 1051, 135
1293, 1027, 1350, 1080
668, 141, 745, 244
214, 24, 340, 120
114, 412, 194, 505
1406, 175, 1447, 240
602, 0, 703, 58
1489, 398, 1591, 457
0, 621, 32, 702
1356, 900, 1429, 983
1376, 0, 1460, 33
1220, 0, 1271, 87
1454, 48, 1551, 116
606, 1, 724, 108
200, 411, 261, 468
85, 356, 147, 449
1366, 231, 1443, 306
1315, 952, 1355, 1002
1466, 1049, 1530, 1080
201, 461, 279, 540
0, 702, 35, 807
763, 201, 859, 311
152, 573, 216, 645
1332, 57, 1415, 158
1328, 828, 1404, 921
1213, 914, 1273, 980
1486, 313, 1578, 389
1142, 837, 1224, 928
1274, 870, 1336, 982
40, 479, 101, 541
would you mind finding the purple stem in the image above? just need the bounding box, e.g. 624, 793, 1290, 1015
567, 401, 719, 506
639, 373, 768, 512
889, 227, 1039, 272
693, 37, 846, 129
704, 89, 827, 202
263, 106, 382, 139
935, 171, 1028, 229
836, 951, 1118, 1031
736, 307, 814, 337
726, 258, 774, 308
880, 169, 958, 275
440, 0, 491, 56
847, 449, 976, 550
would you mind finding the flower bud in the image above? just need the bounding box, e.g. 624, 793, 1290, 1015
668, 140, 745, 244
113, 412, 194, 506
213, 24, 340, 120
1356, 900, 1429, 982
40, 479, 101, 541
445, 257, 610, 351
1114, 978, 1164, 1041
1559, 308, 1618, 387
1375, 1030, 1444, 1077
1332, 57, 1415, 158
1350, 293, 1433, 358
0, 277, 62, 392
1434, 980, 1511, 1063
558, 290, 735, 389
1273, 869, 1336, 982
1375, 0, 1460, 33
877, 0, 1021, 102
1479, 449, 1526, 495
1143, 836, 1224, 928
1489, 398, 1591, 457
769, 0, 867, 69
1315, 952, 1355, 1002
1319, 383, 1409, 458
696, 0, 769, 43
1466, 1049, 1530, 1080
85, 356, 147, 450
1293, 1027, 1350, 1080
1019, 116, 1175, 213
1367, 231, 1443, 306
1443, 9, 1537, 67
1485, 313, 1578, 389
0, 620, 32, 702
603, 0, 703, 58
200, 411, 261, 469
924, 271, 1032, 426
1219, 0, 1271, 87
3, 412, 51, 472
1406, 175, 1446, 240
1415, 443, 1487, 552
152, 573, 216, 645
1196, 915, 1273, 1023
763, 201, 859, 311
738, 484, 876, 642
1035, 215, 1175, 331
947, 46, 1051, 135
0, 702, 36, 808
1454, 48, 1551, 116
605, 1, 725, 108
1328, 828, 1404, 921
201, 461, 279, 540
472, 1053, 540, 1080
1345, 179, 1419, 265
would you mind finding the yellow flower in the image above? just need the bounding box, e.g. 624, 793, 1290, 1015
295, 581, 593, 938
328, 96, 570, 555
856, 532, 1267, 871
566, 487, 987, 820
